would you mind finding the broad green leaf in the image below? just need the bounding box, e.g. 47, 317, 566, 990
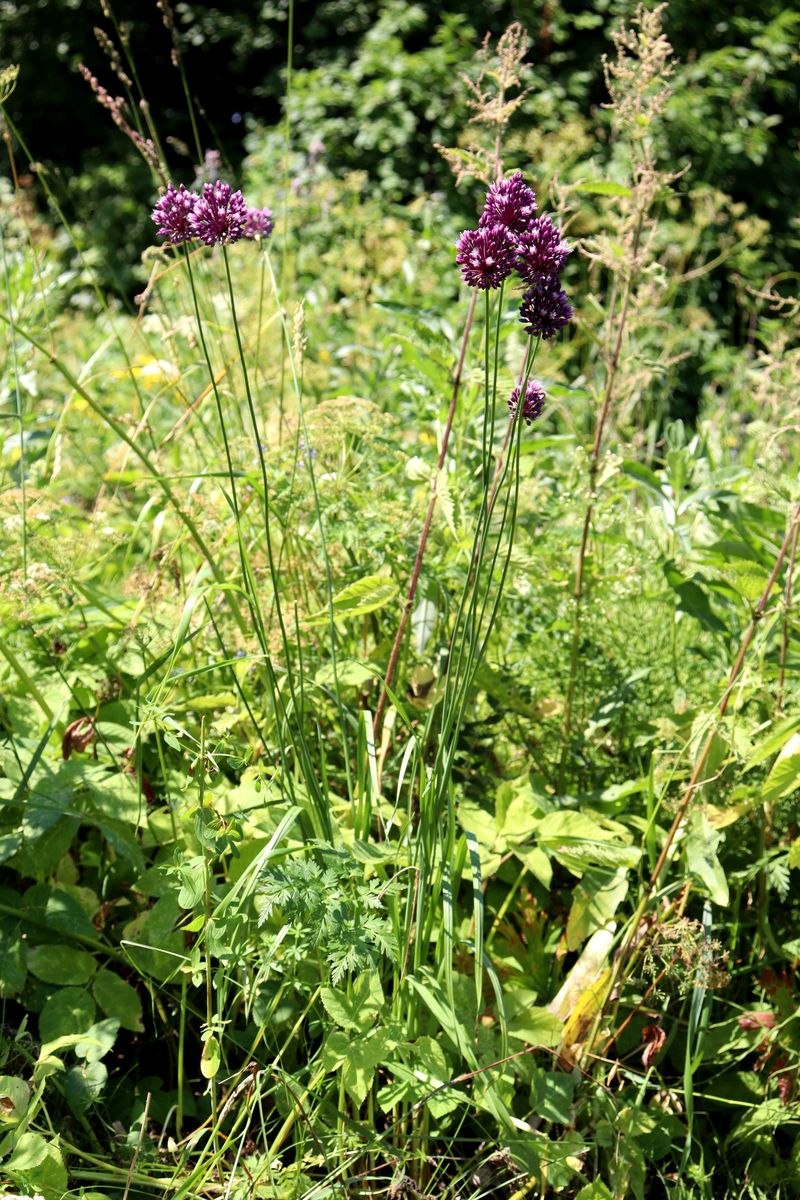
75, 1018, 120, 1063
530, 1066, 577, 1125
566, 868, 628, 951
507, 1006, 563, 1048
762, 733, 800, 804
93, 969, 144, 1032
575, 1183, 613, 1200
0, 1074, 30, 1121
320, 968, 384, 1032
39, 987, 96, 1044
534, 811, 640, 876
4, 1131, 67, 1200
27, 944, 96, 985
200, 1034, 221, 1079
122, 894, 186, 980
303, 575, 398, 627
63, 1060, 108, 1115
323, 1027, 397, 1107
685, 810, 729, 906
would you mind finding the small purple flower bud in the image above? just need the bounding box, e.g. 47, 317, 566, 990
516, 215, 571, 285
151, 182, 197, 244
456, 224, 516, 290
243, 207, 274, 240
479, 171, 537, 236
508, 380, 546, 425
190, 181, 247, 246
519, 277, 573, 339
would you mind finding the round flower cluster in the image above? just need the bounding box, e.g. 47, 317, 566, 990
455, 171, 573, 340
151, 180, 273, 247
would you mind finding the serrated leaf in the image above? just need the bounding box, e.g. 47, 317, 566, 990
762, 733, 800, 804
320, 968, 384, 1032
303, 575, 398, 627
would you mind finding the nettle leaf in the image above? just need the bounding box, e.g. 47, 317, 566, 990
27, 944, 96, 986
320, 968, 384, 1032
303, 575, 398, 627
762, 733, 800, 804
685, 810, 729, 906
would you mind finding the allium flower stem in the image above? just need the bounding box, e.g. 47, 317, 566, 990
222, 248, 345, 825
558, 210, 644, 792
373, 291, 478, 740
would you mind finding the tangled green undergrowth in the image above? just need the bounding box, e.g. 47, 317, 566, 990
1, 7, 800, 1200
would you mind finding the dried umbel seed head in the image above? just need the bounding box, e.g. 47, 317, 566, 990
151, 182, 197, 244
190, 180, 247, 246
508, 379, 546, 424
516, 214, 571, 284
456, 224, 517, 290
519, 276, 573, 339
243, 207, 274, 240
479, 171, 537, 235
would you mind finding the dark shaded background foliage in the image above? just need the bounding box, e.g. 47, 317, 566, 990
4, 0, 799, 281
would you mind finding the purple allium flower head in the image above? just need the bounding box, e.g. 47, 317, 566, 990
516, 215, 571, 284
508, 380, 547, 425
243, 207, 274, 240
456, 224, 516, 290
151, 183, 197, 244
519, 276, 573, 339
190, 181, 247, 246
479, 171, 537, 236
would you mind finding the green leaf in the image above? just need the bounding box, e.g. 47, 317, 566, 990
323, 1027, 397, 1107
573, 179, 632, 197
762, 732, 800, 804
303, 575, 398, 627
575, 1183, 613, 1200
93, 969, 144, 1032
4, 1132, 68, 1200
507, 1006, 563, 1048
320, 968, 384, 1032
27, 943, 97, 985
534, 811, 640, 876
530, 1066, 577, 1125
685, 810, 729, 906
75, 1018, 120, 1063
0, 921, 26, 997
566, 868, 628, 951
63, 1060, 108, 1115
39, 987, 96, 1044
200, 1034, 221, 1079
0, 1074, 30, 1122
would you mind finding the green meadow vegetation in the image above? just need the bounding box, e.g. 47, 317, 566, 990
1, 3, 800, 1198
